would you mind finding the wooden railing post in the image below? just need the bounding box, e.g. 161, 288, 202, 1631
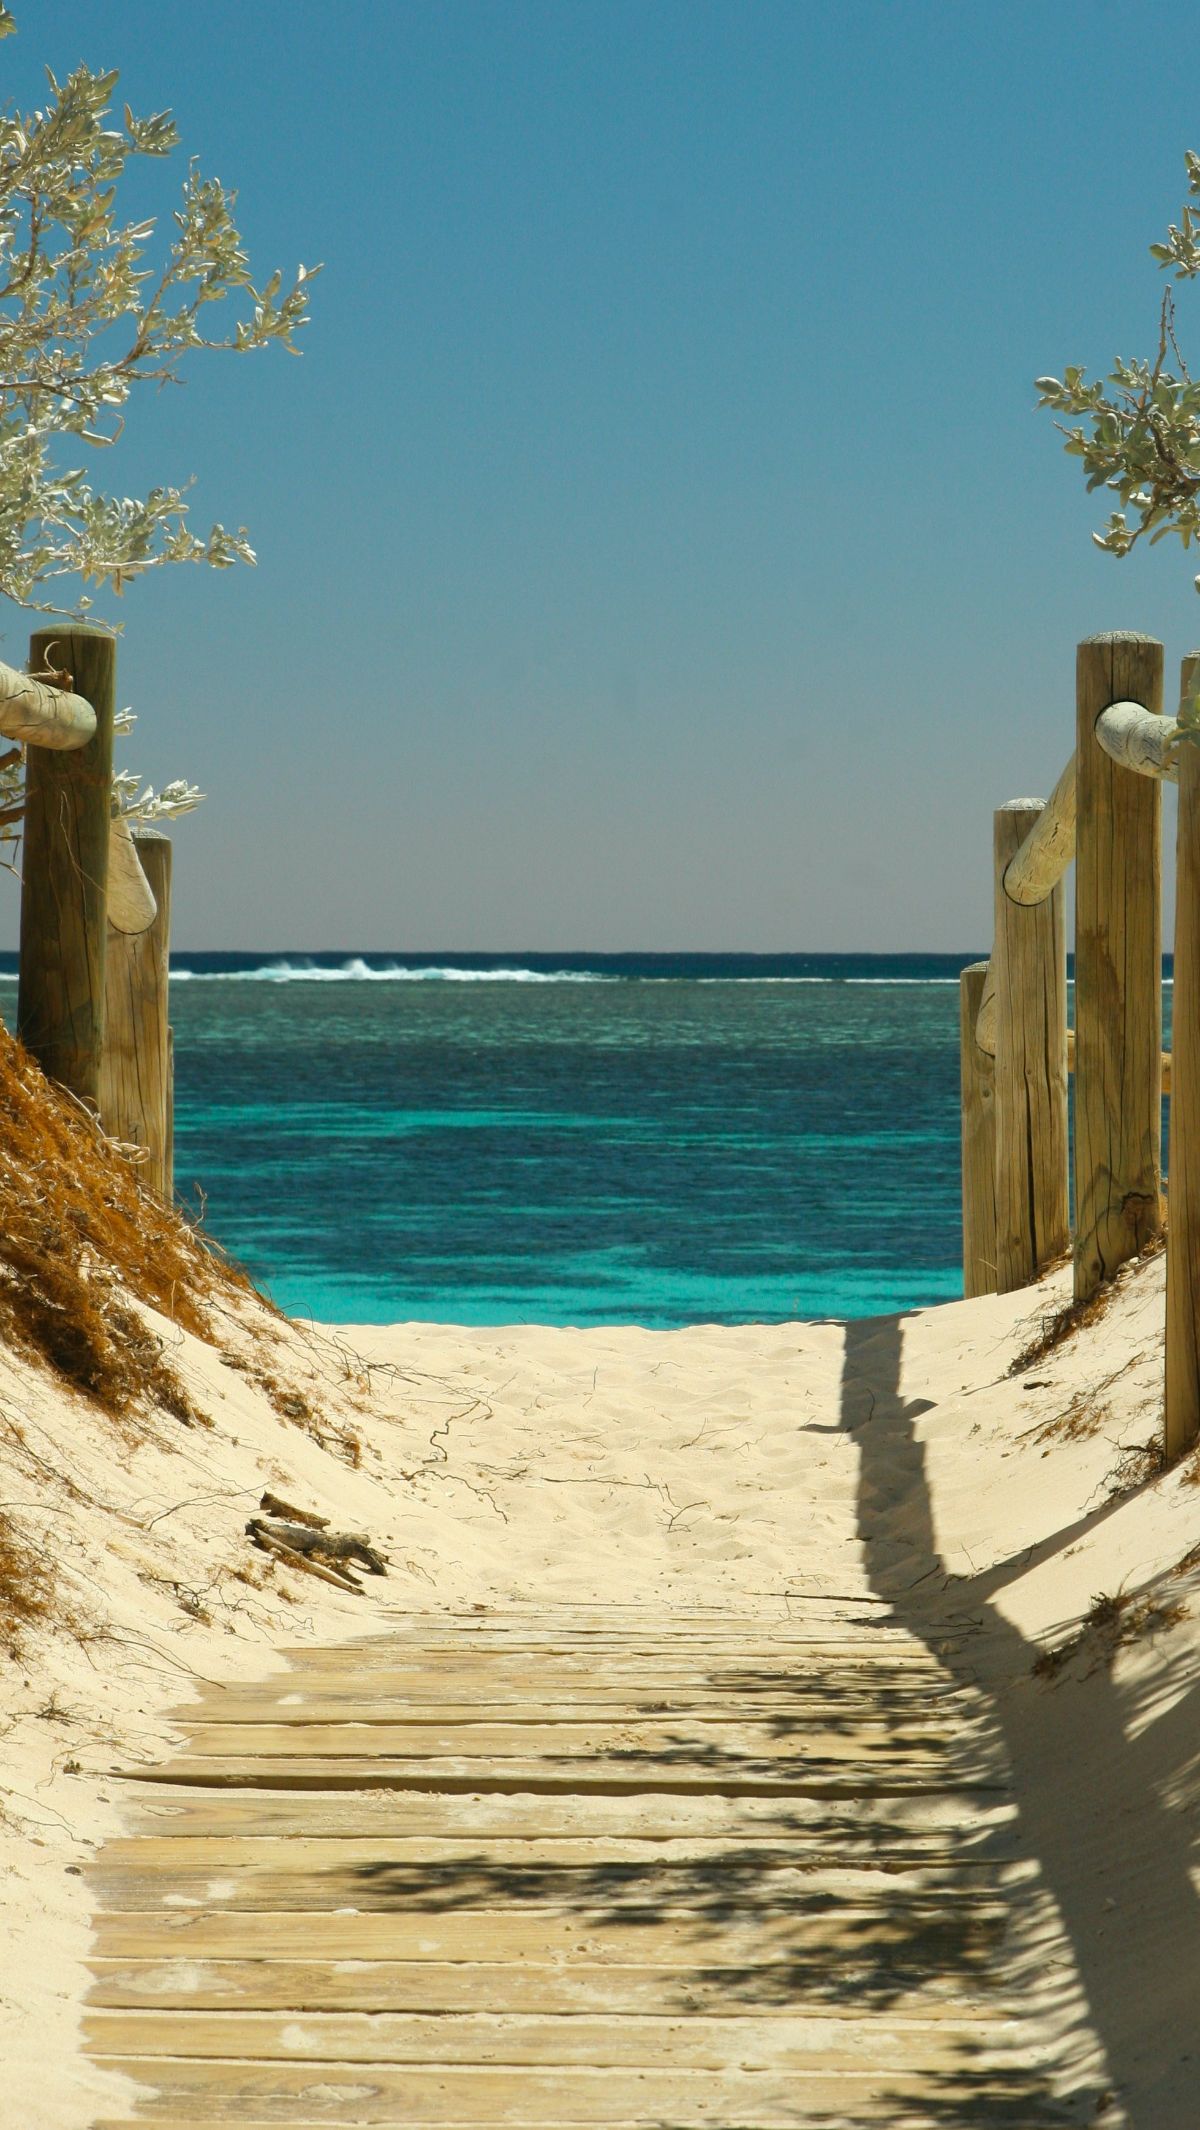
960, 961, 997, 1296
993, 799, 1069, 1293
1074, 632, 1164, 1300
1166, 652, 1200, 1458
99, 830, 174, 1200
17, 627, 115, 1107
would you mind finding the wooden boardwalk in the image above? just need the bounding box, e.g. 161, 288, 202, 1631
84, 1603, 1068, 2127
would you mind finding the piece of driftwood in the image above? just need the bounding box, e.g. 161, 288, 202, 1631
247, 1515, 386, 1577
259, 1491, 329, 1530
248, 1525, 364, 1595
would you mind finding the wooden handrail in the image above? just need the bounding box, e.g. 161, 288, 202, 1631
0, 654, 96, 750
963, 635, 1195, 1463
1095, 699, 1178, 778
1000, 699, 1178, 918
1003, 763, 1075, 907
107, 815, 158, 936
981, 692, 1179, 1052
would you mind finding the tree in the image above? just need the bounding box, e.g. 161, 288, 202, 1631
1036, 155, 1200, 576
0, 7, 316, 835
0, 7, 315, 614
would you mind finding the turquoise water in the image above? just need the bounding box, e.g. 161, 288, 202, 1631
164, 952, 975, 1326
7, 950, 1161, 1329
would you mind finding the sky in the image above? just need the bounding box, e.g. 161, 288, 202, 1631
2, 0, 1199, 951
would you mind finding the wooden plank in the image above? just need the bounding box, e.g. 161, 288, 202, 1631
92, 1906, 1007, 1966
267, 1652, 953, 1681
182, 1652, 952, 1683
84, 1608, 1037, 2126
109, 1789, 1016, 1841
175, 1667, 969, 1705
167, 1690, 974, 1725
87, 1957, 1006, 2018
171, 1717, 983, 1762
84, 2006, 1019, 2069
354, 1627, 898, 1644
86, 2060, 1063, 2126
396, 1604, 893, 1621
365, 1604, 891, 1617
92, 1831, 1017, 1878
1074, 630, 1165, 1296
392, 1613, 918, 1630
120, 1757, 1006, 1797
90, 1858, 1011, 1919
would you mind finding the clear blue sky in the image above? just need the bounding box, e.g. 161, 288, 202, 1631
2, 0, 1197, 949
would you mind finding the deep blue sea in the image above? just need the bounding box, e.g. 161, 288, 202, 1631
0, 950, 1171, 1328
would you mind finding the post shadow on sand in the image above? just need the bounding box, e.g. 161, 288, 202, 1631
842, 1311, 1200, 2130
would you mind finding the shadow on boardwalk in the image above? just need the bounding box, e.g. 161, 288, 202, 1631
843, 1312, 1200, 2130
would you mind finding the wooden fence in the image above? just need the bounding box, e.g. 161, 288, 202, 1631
3, 627, 174, 1200
962, 630, 1200, 1458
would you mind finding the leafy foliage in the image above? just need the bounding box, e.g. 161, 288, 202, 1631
0, 14, 316, 616
1037, 154, 1200, 582
0, 12, 316, 853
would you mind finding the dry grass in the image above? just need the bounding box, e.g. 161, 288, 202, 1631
1034, 1584, 1188, 1680
1010, 1287, 1117, 1377
1027, 1391, 1111, 1449
219, 1349, 364, 1466
0, 1020, 252, 1420
0, 1511, 55, 1657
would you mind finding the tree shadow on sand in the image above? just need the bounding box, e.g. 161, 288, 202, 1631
843, 1311, 1200, 2130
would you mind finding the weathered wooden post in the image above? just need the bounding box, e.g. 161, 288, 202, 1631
99, 830, 174, 1200
17, 628, 115, 1107
1074, 632, 1164, 1300
1166, 653, 1200, 1458
960, 961, 997, 1296
992, 799, 1069, 1292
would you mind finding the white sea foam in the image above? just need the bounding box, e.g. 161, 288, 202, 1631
12, 957, 1153, 989
167, 962, 965, 985
169, 959, 616, 984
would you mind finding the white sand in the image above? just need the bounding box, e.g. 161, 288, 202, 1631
1, 1253, 1198, 2125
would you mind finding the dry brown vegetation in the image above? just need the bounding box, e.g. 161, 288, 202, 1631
0, 1020, 252, 1419
1033, 1583, 1188, 1680
0, 1511, 53, 1654
1010, 1287, 1118, 1377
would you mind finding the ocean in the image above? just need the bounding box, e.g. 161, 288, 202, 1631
0, 951, 1172, 1328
